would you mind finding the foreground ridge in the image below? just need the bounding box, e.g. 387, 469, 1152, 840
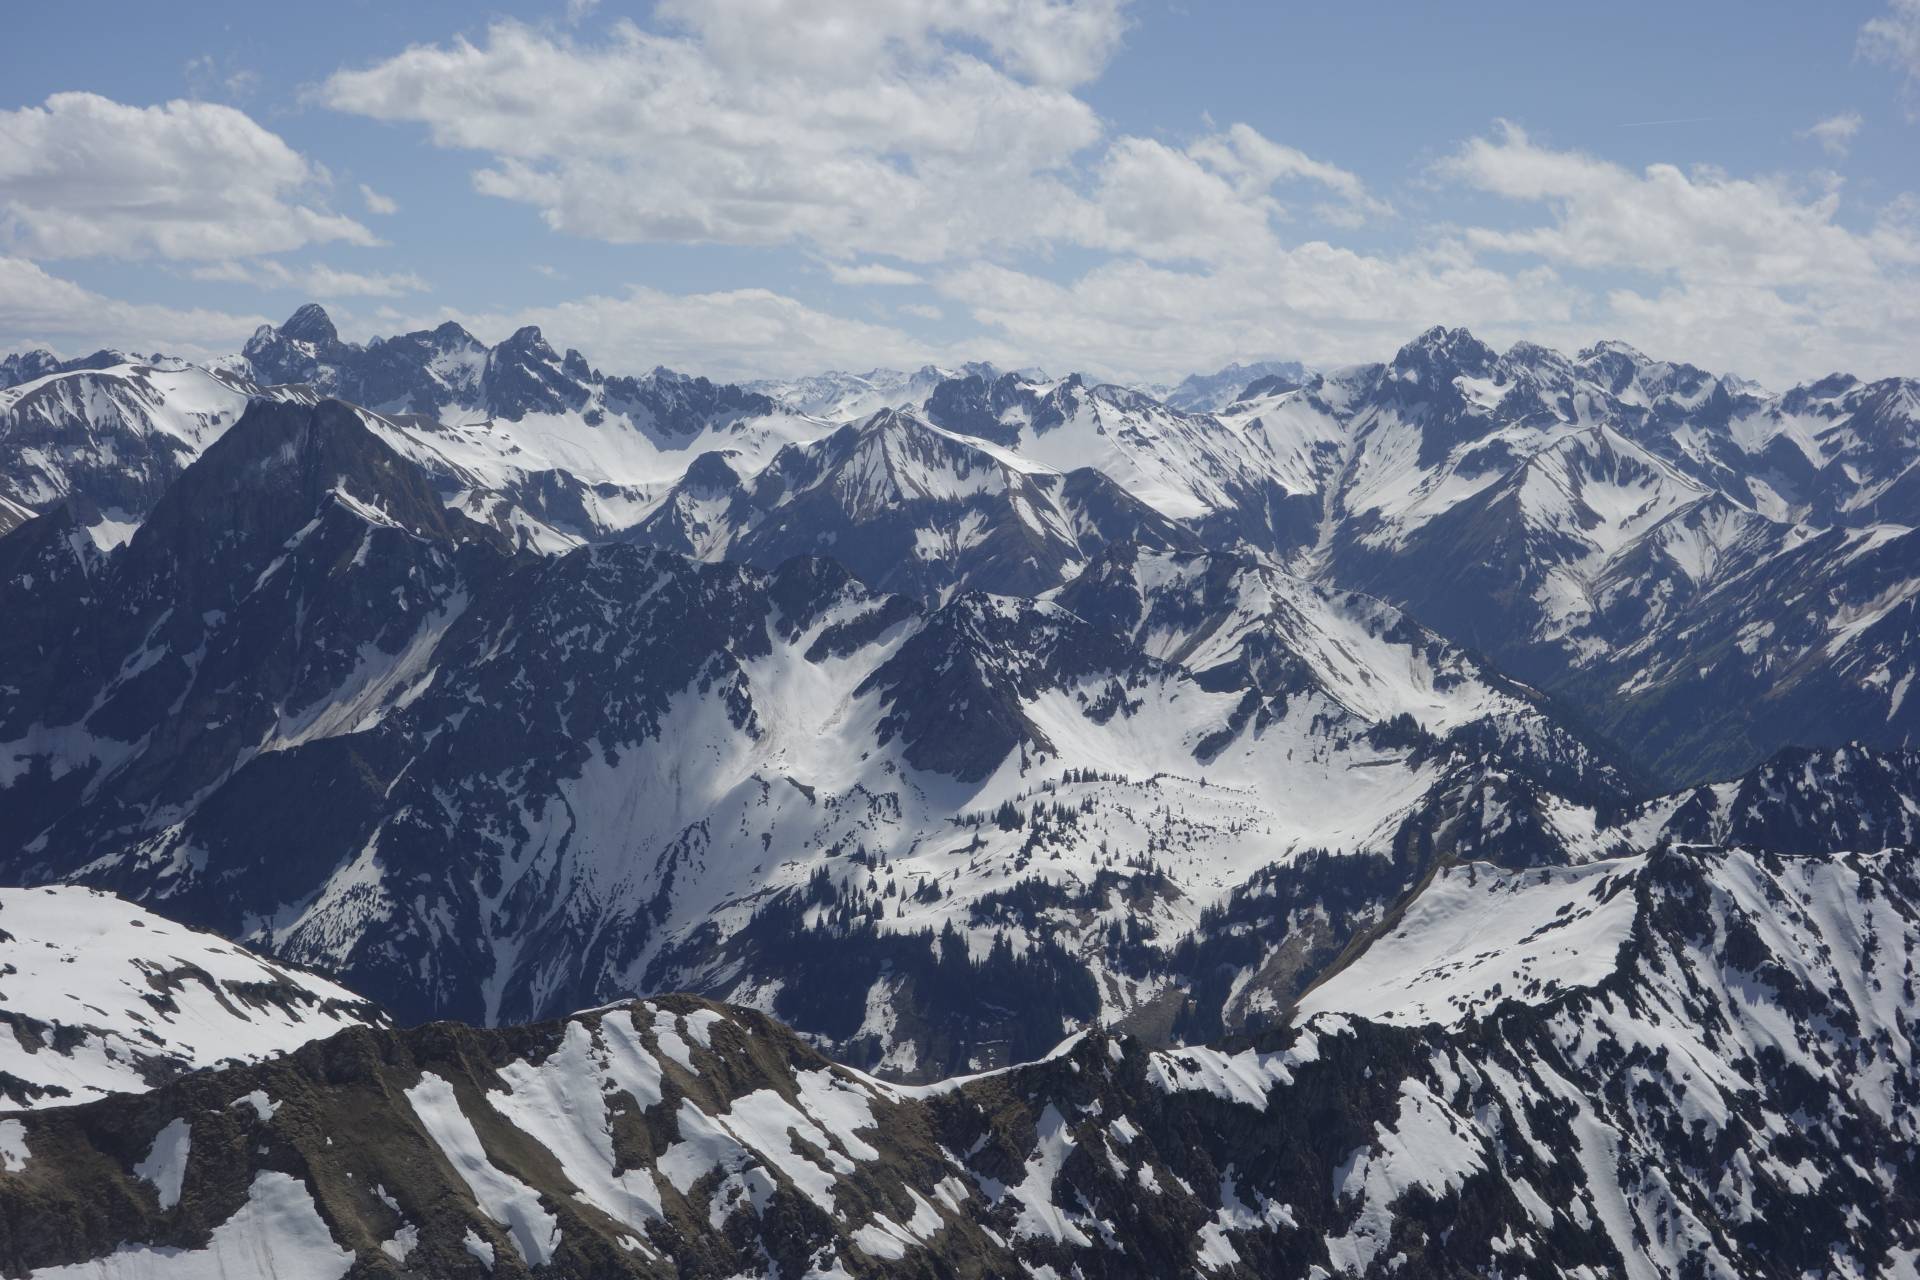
1, 842, 1914, 1278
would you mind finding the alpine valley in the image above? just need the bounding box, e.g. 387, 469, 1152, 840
1, 306, 1918, 1278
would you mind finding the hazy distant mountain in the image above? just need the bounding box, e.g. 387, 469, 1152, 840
1154, 358, 1308, 412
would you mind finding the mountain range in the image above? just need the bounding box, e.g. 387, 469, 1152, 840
1, 306, 1917, 1275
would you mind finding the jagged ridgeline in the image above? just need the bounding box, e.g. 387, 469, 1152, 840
2, 844, 1917, 1277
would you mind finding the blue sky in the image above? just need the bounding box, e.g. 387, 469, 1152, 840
2, 0, 1916, 385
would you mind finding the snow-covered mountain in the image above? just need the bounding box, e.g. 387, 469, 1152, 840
237, 305, 845, 554
0, 396, 1649, 1076
7, 309, 1914, 786
0, 885, 385, 1109
6, 309, 1920, 1274
627, 406, 1202, 601
0, 357, 279, 548
745, 362, 1001, 421
5, 838, 1915, 1277
4, 313, 1919, 1072
1153, 357, 1308, 412
1217, 327, 1920, 783
0, 306, 840, 556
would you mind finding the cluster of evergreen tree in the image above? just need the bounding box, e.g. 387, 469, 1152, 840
735, 884, 1100, 1070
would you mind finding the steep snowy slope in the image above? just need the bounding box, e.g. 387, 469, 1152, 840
629, 407, 1201, 601
6, 841, 1916, 1279
0, 493, 32, 539
0, 885, 385, 1108
0, 359, 267, 547
1290, 841, 1920, 1277
1294, 856, 1644, 1026
1561, 517, 1920, 783
924, 372, 1313, 547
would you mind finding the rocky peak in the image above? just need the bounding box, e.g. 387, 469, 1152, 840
125, 398, 485, 590
279, 302, 340, 347
482, 325, 588, 419
1392, 325, 1497, 380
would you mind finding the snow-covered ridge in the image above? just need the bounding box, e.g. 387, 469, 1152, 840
0, 885, 386, 1108
1297, 855, 1645, 1026
7, 839, 1918, 1280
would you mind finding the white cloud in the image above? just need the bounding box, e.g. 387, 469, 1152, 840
0, 93, 377, 262
1424, 121, 1920, 381
655, 0, 1128, 88
322, 16, 1103, 263
184, 54, 259, 102
359, 184, 399, 215
1187, 124, 1393, 223
899, 302, 944, 320
919, 119, 1920, 388
320, 9, 1384, 282
1439, 121, 1918, 285
1798, 111, 1863, 157
827, 262, 925, 286
1085, 136, 1280, 263
186, 259, 430, 298
566, 0, 602, 22
0, 256, 268, 358
934, 243, 1575, 384
1861, 0, 1920, 116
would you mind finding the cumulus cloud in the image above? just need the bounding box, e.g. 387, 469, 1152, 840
1437, 121, 1917, 285
0, 256, 269, 358
320, 7, 1377, 267
0, 93, 377, 261
915, 120, 1920, 388
1425, 122, 1920, 381
934, 244, 1575, 384
655, 0, 1129, 88
322, 16, 1103, 262
16, 9, 1910, 390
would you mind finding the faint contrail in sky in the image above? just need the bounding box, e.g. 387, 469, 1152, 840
1618, 115, 1721, 127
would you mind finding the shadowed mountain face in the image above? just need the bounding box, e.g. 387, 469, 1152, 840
6, 839, 1917, 1278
